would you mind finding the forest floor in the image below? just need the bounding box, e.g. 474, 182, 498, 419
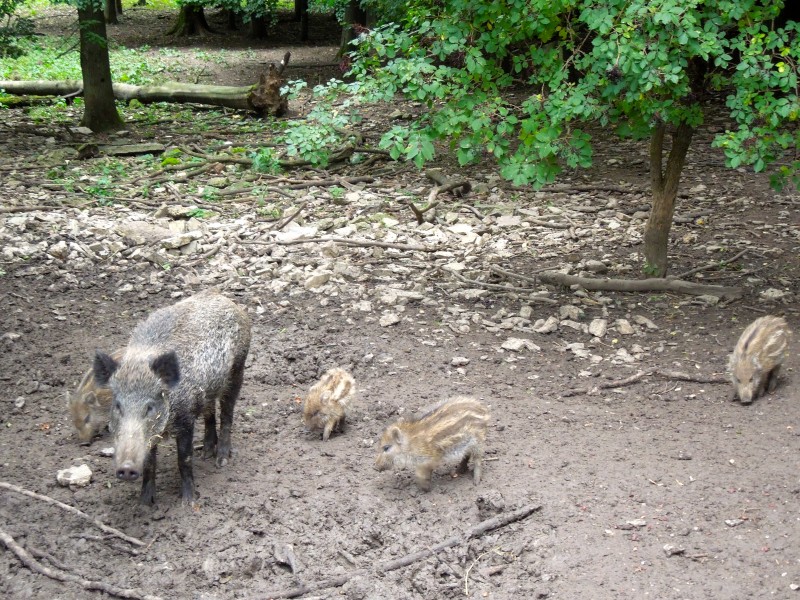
1, 5, 800, 600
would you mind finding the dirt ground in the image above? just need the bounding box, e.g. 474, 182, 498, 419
2, 6, 800, 600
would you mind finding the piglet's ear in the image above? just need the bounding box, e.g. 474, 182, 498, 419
150, 351, 180, 388
94, 350, 119, 386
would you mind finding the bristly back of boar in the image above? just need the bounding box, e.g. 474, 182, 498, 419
729, 315, 791, 404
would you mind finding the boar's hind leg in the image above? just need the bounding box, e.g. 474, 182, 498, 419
202, 404, 217, 460
175, 417, 196, 505
216, 356, 245, 467
140, 446, 157, 506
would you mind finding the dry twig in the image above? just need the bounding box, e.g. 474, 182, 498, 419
260, 503, 541, 599
0, 527, 161, 600
0, 481, 145, 547
562, 369, 729, 397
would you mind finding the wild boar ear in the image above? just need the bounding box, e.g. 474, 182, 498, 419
151, 351, 180, 388
94, 350, 119, 385
389, 425, 404, 444
320, 390, 333, 404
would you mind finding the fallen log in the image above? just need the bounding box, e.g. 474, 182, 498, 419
538, 271, 743, 300
0, 53, 291, 116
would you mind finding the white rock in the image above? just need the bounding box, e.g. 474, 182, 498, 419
589, 319, 608, 338
760, 288, 789, 301
565, 342, 591, 359
274, 224, 318, 242
584, 260, 607, 274
379, 313, 401, 327
381, 217, 399, 228
447, 223, 474, 234
354, 300, 372, 312
116, 221, 172, 245
520, 305, 533, 319
501, 338, 541, 352
451, 357, 470, 366
162, 230, 202, 250
56, 464, 92, 487
99, 447, 115, 457
615, 319, 635, 335
533, 316, 559, 333
459, 288, 488, 299
632, 315, 658, 330
559, 305, 583, 320
47, 240, 69, 260
496, 214, 522, 227
444, 262, 466, 272
560, 320, 586, 332
304, 271, 332, 289
614, 348, 636, 363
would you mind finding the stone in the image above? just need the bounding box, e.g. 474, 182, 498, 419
559, 305, 583, 320
162, 231, 203, 250
56, 464, 92, 487
379, 313, 401, 327
501, 338, 540, 352
615, 319, 635, 335
589, 319, 608, 338
584, 259, 608, 274
47, 240, 69, 260
532, 316, 559, 333
451, 357, 470, 366
304, 271, 332, 289
116, 221, 172, 245
760, 288, 789, 301
632, 315, 658, 330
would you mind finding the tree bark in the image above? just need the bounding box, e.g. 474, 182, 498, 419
338, 0, 366, 56
105, 0, 117, 24
167, 5, 213, 36
642, 121, 694, 277
77, 6, 124, 132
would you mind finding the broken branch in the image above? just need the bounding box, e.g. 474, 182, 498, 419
0, 481, 145, 547
0, 527, 161, 600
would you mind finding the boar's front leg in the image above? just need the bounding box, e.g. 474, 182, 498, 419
140, 446, 157, 506
175, 416, 196, 505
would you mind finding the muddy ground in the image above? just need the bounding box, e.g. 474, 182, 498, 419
2, 5, 800, 600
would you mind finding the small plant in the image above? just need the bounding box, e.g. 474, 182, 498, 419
186, 208, 215, 219
251, 147, 282, 174
330, 186, 345, 199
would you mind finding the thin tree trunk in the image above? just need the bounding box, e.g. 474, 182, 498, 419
643, 121, 694, 277
77, 7, 124, 132
116, 0, 123, 15
338, 0, 366, 56
105, 0, 117, 24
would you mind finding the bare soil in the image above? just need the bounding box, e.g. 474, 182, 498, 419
2, 6, 800, 600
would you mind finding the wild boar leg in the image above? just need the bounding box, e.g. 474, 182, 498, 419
414, 464, 434, 492
766, 365, 781, 393
322, 420, 335, 442
216, 356, 246, 467
140, 446, 157, 506
175, 418, 196, 505
202, 404, 217, 459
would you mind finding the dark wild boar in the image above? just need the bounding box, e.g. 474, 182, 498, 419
94, 289, 251, 506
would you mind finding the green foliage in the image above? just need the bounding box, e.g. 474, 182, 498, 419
0, 0, 35, 59
342, 0, 799, 188
251, 147, 282, 173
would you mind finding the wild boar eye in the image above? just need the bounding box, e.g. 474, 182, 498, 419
83, 414, 91, 425
113, 400, 122, 415
146, 403, 156, 417
382, 445, 391, 452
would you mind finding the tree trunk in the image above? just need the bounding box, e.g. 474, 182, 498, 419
338, 0, 366, 56
116, 0, 123, 15
105, 0, 117, 25
249, 16, 268, 38
77, 7, 124, 132
642, 122, 694, 277
298, 0, 309, 42
167, 5, 213, 36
